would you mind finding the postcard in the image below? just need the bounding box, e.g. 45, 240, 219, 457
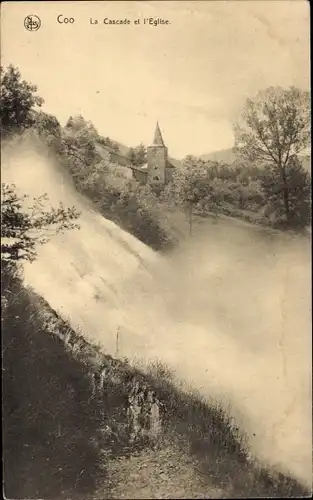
1, 1, 311, 498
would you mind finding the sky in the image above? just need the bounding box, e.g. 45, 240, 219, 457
1, 1, 310, 158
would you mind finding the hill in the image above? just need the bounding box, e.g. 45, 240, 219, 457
98, 135, 310, 172
200, 148, 311, 170
2, 272, 309, 499
200, 148, 237, 165
106, 138, 130, 158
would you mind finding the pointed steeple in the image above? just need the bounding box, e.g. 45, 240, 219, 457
153, 122, 165, 147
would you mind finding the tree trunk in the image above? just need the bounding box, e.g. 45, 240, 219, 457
115, 326, 120, 357
189, 202, 193, 236
280, 166, 290, 223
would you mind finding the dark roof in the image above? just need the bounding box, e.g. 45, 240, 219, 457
168, 157, 182, 168
153, 122, 166, 147
167, 161, 176, 169
96, 143, 132, 163
130, 161, 175, 171
128, 165, 148, 173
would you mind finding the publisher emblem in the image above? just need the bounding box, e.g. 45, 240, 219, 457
24, 15, 41, 32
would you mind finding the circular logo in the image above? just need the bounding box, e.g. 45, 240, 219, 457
24, 15, 41, 32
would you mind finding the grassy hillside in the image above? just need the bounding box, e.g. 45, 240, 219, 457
200, 148, 237, 165
2, 270, 103, 499
2, 266, 309, 499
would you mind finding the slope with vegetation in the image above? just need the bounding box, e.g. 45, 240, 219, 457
2, 264, 309, 499
1, 64, 311, 498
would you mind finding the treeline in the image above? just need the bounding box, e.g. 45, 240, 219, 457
1, 64, 311, 254
163, 85, 311, 230
56, 115, 176, 249
56, 81, 311, 233
163, 153, 311, 229
57, 114, 311, 235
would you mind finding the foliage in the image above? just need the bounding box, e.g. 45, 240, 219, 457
58, 131, 101, 185
59, 134, 174, 250
172, 158, 211, 206
162, 157, 266, 232
65, 115, 120, 152
110, 183, 174, 250
165, 157, 263, 212
1, 183, 80, 265
52, 116, 174, 249
261, 156, 311, 228
234, 86, 311, 225
163, 146, 310, 230
1, 65, 310, 499
127, 143, 147, 167
234, 86, 310, 164
2, 64, 310, 240
65, 114, 98, 136
31, 110, 62, 149
97, 135, 120, 153
127, 147, 137, 165
1, 65, 44, 135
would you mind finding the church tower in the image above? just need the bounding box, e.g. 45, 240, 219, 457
147, 122, 168, 185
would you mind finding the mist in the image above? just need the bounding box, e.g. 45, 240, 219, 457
2, 136, 312, 489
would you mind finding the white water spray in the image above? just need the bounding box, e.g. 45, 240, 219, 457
2, 136, 312, 489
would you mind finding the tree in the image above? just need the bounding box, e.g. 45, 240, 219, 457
31, 111, 62, 149
60, 128, 100, 180
234, 86, 310, 226
0, 65, 44, 135
1, 183, 80, 268
133, 143, 147, 167
99, 136, 120, 153
261, 156, 311, 228
166, 159, 212, 235
65, 115, 97, 136
127, 144, 147, 167
127, 147, 137, 165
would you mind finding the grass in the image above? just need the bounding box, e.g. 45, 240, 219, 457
2, 275, 104, 499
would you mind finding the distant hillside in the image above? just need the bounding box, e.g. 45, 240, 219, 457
201, 148, 311, 171
96, 132, 310, 173
109, 140, 130, 157
200, 148, 237, 165
95, 142, 130, 163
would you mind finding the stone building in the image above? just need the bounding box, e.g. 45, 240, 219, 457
130, 123, 176, 186
97, 122, 177, 185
